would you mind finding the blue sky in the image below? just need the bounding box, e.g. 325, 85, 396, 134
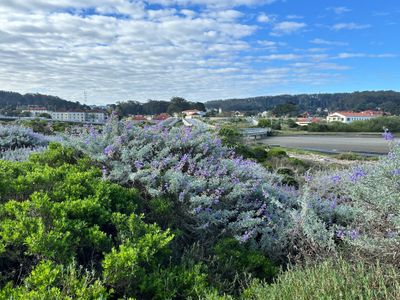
0, 0, 399, 104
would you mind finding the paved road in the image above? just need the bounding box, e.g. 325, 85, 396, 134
261, 134, 393, 155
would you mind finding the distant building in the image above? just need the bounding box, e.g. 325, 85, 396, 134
327, 110, 384, 124
23, 106, 48, 117
51, 111, 86, 122
182, 109, 205, 118
23, 107, 106, 123
295, 117, 320, 126
131, 115, 147, 121
233, 111, 244, 117
153, 113, 170, 121
85, 111, 106, 123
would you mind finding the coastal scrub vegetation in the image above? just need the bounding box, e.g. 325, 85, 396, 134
0, 118, 399, 299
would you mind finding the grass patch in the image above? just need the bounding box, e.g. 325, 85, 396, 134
242, 259, 400, 300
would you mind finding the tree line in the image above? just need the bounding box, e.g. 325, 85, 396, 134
206, 90, 400, 115
0, 91, 89, 115
109, 97, 206, 117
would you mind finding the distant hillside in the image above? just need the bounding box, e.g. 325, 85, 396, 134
0, 91, 89, 112
206, 91, 400, 115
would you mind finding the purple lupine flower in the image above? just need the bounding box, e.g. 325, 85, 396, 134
178, 191, 185, 201
204, 207, 212, 213
304, 174, 313, 182
330, 198, 337, 210
89, 126, 97, 137
214, 137, 222, 147
134, 160, 144, 170
391, 169, 400, 176
347, 229, 359, 240
257, 203, 267, 216
336, 229, 345, 239
382, 130, 394, 141
331, 175, 341, 184
240, 229, 254, 243
194, 206, 202, 214
350, 169, 366, 183
115, 135, 123, 145
104, 145, 114, 157
125, 121, 133, 130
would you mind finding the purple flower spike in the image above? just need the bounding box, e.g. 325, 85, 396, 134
194, 206, 202, 214
331, 175, 341, 184
104, 145, 114, 157
347, 229, 359, 240
179, 191, 185, 201
336, 229, 345, 239
134, 160, 144, 170
391, 169, 400, 176
304, 174, 313, 182
382, 130, 394, 141
350, 169, 366, 183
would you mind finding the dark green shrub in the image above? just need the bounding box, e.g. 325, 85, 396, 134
266, 148, 288, 159
0, 261, 109, 299
277, 168, 298, 188
211, 238, 279, 294
250, 146, 268, 162
139, 263, 210, 299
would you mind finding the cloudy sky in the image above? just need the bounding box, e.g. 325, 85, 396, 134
0, 0, 399, 104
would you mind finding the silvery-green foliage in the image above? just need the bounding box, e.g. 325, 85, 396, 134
0, 146, 47, 161
0, 124, 51, 150
67, 117, 300, 261
301, 138, 400, 264
0, 124, 56, 162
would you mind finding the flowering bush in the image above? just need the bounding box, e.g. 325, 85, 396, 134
67, 118, 300, 261
66, 118, 400, 265
297, 133, 400, 265
0, 125, 51, 150
0, 124, 57, 161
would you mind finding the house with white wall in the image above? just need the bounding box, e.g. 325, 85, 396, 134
327, 110, 383, 124
24, 107, 106, 123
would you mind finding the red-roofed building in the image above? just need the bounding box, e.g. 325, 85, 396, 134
327, 110, 384, 124
131, 115, 147, 121
295, 117, 320, 126
153, 113, 170, 121
182, 109, 205, 118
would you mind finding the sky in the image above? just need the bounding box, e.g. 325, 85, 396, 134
0, 0, 399, 104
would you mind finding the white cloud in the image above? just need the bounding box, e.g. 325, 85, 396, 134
310, 38, 348, 46
0, 0, 394, 103
286, 15, 303, 19
336, 53, 396, 59
327, 6, 351, 15
332, 23, 371, 30
262, 54, 301, 61
271, 21, 306, 36
257, 13, 271, 23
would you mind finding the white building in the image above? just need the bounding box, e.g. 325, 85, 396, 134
24, 107, 106, 123
327, 111, 383, 124
51, 111, 86, 122
182, 109, 205, 119
23, 107, 49, 117
85, 112, 106, 123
